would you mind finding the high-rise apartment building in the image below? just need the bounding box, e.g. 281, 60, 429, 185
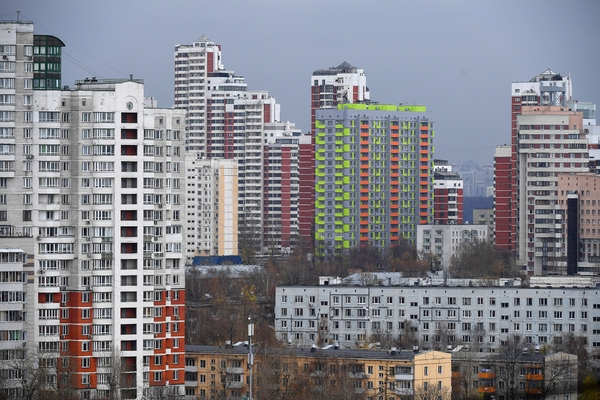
516, 106, 587, 275
432, 159, 463, 225
314, 104, 433, 254
184, 157, 238, 259
174, 36, 301, 255
495, 69, 572, 254
297, 133, 315, 247
310, 62, 369, 135
1, 21, 186, 399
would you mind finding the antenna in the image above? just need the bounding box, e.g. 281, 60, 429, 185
17, 11, 20, 22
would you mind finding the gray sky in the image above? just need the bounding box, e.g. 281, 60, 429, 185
3, 0, 599, 167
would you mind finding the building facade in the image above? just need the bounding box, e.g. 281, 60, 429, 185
516, 106, 588, 275
184, 156, 238, 259
452, 350, 578, 400
558, 173, 600, 275
0, 247, 28, 399
416, 224, 488, 271
174, 35, 301, 255
495, 69, 572, 255
314, 104, 434, 254
432, 159, 463, 225
185, 345, 451, 400
310, 62, 369, 135
1, 21, 186, 399
274, 277, 600, 358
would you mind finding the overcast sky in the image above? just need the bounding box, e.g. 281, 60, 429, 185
3, 0, 599, 167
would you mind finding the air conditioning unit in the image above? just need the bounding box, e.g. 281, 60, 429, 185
86, 253, 92, 258
86, 334, 92, 338
85, 236, 91, 241
85, 286, 91, 291
60, 287, 67, 291
26, 154, 34, 159
154, 220, 158, 225
85, 220, 90, 225
158, 204, 163, 208
36, 236, 42, 240
38, 269, 45, 274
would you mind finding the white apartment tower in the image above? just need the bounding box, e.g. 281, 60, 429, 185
516, 106, 588, 275
1, 21, 186, 400
175, 36, 301, 255
184, 156, 238, 259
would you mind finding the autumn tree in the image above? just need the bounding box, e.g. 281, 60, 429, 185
579, 374, 600, 400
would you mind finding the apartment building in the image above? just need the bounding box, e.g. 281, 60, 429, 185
274, 277, 600, 358
416, 224, 488, 270
1, 20, 186, 399
310, 62, 369, 135
184, 156, 238, 259
432, 159, 463, 225
0, 247, 28, 399
516, 106, 588, 275
557, 173, 600, 275
184, 345, 451, 400
452, 350, 578, 400
314, 104, 434, 254
495, 69, 572, 255
174, 35, 301, 255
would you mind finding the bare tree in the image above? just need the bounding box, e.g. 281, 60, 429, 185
254, 352, 310, 400
413, 381, 452, 400
8, 345, 54, 400
492, 335, 525, 400
551, 332, 590, 384
449, 238, 520, 279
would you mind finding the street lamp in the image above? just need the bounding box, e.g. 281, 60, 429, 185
247, 317, 254, 400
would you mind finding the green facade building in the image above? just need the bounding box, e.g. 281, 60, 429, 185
315, 104, 434, 255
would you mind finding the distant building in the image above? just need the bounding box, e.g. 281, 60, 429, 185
416, 224, 488, 270
185, 157, 238, 259
433, 159, 463, 225
314, 104, 434, 254
495, 68, 572, 257
472, 208, 494, 243
557, 173, 600, 275
515, 106, 588, 275
310, 62, 369, 135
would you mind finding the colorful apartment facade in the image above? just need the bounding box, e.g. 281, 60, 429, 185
314, 104, 434, 254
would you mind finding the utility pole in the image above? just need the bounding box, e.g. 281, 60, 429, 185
247, 317, 254, 400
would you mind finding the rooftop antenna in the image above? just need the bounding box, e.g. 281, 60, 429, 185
17, 11, 20, 22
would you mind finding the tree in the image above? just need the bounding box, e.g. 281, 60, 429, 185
579, 374, 600, 400
538, 352, 578, 400
9, 345, 53, 400
254, 351, 310, 400
492, 335, 526, 400
551, 332, 590, 384
413, 382, 452, 400
449, 238, 520, 279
